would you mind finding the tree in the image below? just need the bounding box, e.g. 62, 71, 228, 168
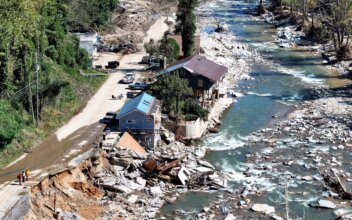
0, 100, 23, 147
175, 0, 199, 57
66, 0, 118, 32
183, 98, 209, 121
144, 35, 180, 64
307, 0, 318, 28
150, 73, 192, 115
144, 39, 160, 57
159, 34, 180, 63
323, 0, 352, 60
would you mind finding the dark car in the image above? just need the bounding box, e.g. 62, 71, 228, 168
127, 91, 140, 99
139, 56, 151, 64
103, 111, 117, 124
128, 82, 148, 90
105, 61, 120, 69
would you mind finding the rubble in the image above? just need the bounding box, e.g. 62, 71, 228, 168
25, 130, 228, 219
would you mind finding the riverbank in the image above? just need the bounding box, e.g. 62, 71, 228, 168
258, 2, 352, 76
190, 85, 352, 219
159, 0, 352, 219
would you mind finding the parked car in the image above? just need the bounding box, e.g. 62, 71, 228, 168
127, 91, 139, 99
139, 56, 151, 64
105, 61, 120, 69
128, 82, 148, 90
119, 76, 134, 84
119, 73, 135, 84
103, 111, 117, 124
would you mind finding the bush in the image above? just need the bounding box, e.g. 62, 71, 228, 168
306, 26, 330, 44
164, 38, 180, 63
76, 48, 91, 69
182, 98, 209, 121
0, 100, 24, 147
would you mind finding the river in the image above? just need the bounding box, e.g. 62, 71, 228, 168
159, 0, 351, 219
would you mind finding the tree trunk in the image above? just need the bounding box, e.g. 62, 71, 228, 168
303, 0, 307, 21
176, 96, 179, 115
23, 54, 35, 124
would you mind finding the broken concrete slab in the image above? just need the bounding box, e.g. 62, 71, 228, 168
198, 160, 215, 169
127, 194, 139, 204
150, 186, 163, 196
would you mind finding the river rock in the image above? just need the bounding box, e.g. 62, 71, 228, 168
251, 204, 275, 215
316, 199, 336, 209
164, 196, 176, 204
224, 214, 236, 220
301, 176, 313, 181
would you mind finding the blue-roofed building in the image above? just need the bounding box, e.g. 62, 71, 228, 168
116, 93, 161, 148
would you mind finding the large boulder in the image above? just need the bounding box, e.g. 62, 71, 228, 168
317, 199, 336, 209
251, 203, 275, 215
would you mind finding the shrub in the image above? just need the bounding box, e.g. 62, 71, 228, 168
0, 100, 24, 147
306, 26, 330, 44
182, 98, 209, 121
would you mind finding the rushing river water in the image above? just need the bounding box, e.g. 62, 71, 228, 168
160, 0, 351, 219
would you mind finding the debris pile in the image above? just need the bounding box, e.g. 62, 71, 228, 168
104, 0, 176, 44
26, 134, 227, 219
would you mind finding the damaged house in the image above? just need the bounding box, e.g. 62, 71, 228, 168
74, 32, 101, 58
116, 93, 161, 148
162, 55, 228, 107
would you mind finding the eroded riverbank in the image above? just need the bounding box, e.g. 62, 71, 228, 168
159, 0, 352, 219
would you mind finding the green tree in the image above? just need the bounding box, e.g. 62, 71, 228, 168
160, 38, 180, 63
183, 98, 209, 121
144, 39, 160, 57
0, 100, 24, 147
66, 0, 118, 31
150, 73, 192, 115
175, 0, 199, 57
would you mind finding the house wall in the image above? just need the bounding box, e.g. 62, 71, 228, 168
163, 118, 207, 139
119, 110, 155, 132
175, 68, 215, 92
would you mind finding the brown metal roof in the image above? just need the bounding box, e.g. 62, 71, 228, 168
165, 55, 194, 69
184, 55, 227, 81
165, 55, 228, 82
116, 132, 146, 155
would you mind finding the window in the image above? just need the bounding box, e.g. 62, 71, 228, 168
127, 120, 136, 124
147, 117, 153, 121
198, 79, 204, 88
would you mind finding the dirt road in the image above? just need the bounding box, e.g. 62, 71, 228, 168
57, 16, 168, 141
0, 16, 168, 220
